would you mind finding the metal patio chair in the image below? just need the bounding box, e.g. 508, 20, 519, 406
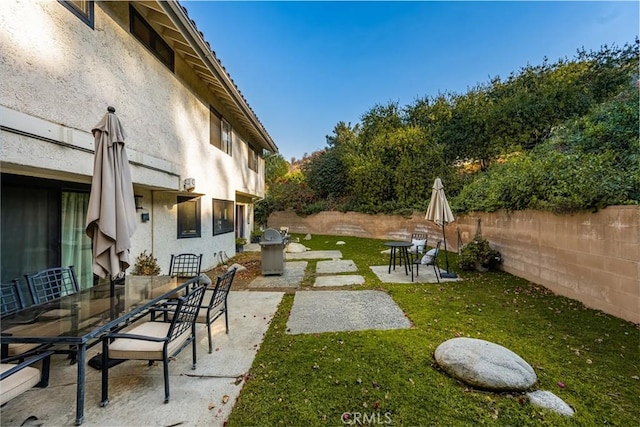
100, 283, 206, 406
0, 349, 54, 405
197, 269, 236, 353
25, 266, 79, 305
1, 280, 25, 317
411, 241, 442, 283
168, 253, 203, 279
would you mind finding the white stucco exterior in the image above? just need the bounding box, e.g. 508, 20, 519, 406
1, 1, 276, 273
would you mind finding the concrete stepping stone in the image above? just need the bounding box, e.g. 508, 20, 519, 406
286, 250, 342, 260
316, 259, 357, 274
249, 261, 307, 288
314, 275, 365, 287
286, 290, 411, 334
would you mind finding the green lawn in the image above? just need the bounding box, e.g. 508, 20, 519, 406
228, 235, 639, 426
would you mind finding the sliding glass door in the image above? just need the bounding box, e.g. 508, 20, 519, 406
1, 175, 93, 305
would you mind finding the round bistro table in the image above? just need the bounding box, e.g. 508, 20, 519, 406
384, 241, 413, 276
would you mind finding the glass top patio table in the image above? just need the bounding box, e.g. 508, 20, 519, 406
0, 274, 196, 425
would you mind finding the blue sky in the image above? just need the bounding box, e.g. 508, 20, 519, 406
182, 1, 639, 162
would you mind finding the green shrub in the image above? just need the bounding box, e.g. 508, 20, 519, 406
458, 238, 502, 271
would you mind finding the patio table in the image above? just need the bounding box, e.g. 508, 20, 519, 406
384, 241, 413, 276
0, 275, 196, 425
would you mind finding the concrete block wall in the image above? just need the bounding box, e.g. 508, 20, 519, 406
269, 206, 639, 323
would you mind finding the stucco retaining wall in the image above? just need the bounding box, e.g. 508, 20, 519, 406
269, 206, 639, 323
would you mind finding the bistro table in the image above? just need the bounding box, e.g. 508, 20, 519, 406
0, 274, 197, 425
384, 241, 413, 276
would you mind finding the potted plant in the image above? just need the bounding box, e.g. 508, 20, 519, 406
458, 237, 502, 272
235, 237, 247, 253
131, 250, 161, 275
250, 229, 263, 243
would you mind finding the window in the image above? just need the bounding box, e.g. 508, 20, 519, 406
248, 144, 260, 172
213, 199, 234, 235
59, 0, 94, 28
210, 107, 222, 149
209, 106, 232, 156
221, 120, 233, 156
130, 5, 174, 71
177, 196, 201, 239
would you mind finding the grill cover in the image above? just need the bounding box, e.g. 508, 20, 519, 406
259, 228, 283, 246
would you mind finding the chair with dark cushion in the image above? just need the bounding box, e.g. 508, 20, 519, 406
100, 283, 206, 406
411, 241, 442, 283
168, 254, 203, 279
197, 269, 236, 353
0, 350, 53, 405
25, 266, 79, 305
1, 280, 25, 317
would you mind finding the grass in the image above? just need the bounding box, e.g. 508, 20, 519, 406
228, 234, 639, 426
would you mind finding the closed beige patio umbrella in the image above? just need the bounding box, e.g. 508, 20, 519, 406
86, 107, 137, 279
425, 177, 457, 278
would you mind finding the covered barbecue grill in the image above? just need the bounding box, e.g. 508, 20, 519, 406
259, 228, 287, 275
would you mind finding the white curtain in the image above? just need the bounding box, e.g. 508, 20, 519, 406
61, 192, 93, 289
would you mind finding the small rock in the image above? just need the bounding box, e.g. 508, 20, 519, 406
336, 241, 346, 245
527, 390, 575, 416
380, 249, 391, 255
286, 242, 309, 253
304, 234, 312, 240
434, 337, 537, 391
227, 263, 246, 272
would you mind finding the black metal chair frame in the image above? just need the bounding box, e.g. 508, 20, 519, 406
1, 280, 25, 317
411, 241, 442, 283
25, 266, 79, 305
408, 233, 428, 257
0, 349, 54, 396
100, 283, 206, 406
200, 269, 236, 353
168, 253, 203, 279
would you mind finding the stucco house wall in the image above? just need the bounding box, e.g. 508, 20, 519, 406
1, 1, 274, 277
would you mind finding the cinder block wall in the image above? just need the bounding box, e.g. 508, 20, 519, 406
269, 206, 639, 323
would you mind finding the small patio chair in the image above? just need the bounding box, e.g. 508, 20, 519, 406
408, 233, 428, 256
411, 241, 442, 283
25, 266, 79, 305
1, 280, 25, 317
168, 253, 203, 279
197, 269, 236, 353
0, 349, 53, 405
100, 283, 206, 406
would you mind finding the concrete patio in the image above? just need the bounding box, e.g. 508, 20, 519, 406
0, 291, 284, 427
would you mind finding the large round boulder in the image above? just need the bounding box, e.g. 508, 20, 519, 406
434, 337, 537, 391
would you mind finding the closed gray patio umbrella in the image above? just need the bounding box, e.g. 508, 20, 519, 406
425, 177, 457, 278
86, 107, 137, 280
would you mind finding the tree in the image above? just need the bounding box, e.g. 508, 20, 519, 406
264, 153, 289, 188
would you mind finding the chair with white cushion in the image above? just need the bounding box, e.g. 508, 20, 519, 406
411, 241, 441, 283
100, 284, 206, 406
0, 350, 53, 405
